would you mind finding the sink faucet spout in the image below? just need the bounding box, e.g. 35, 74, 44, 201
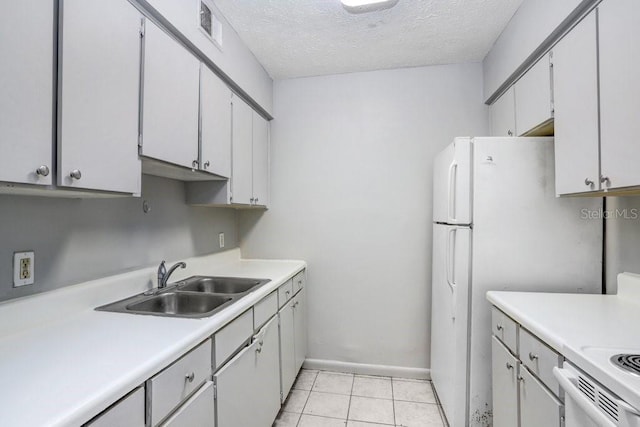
157, 261, 187, 289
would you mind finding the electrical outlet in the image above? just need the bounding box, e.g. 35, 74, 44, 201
13, 251, 34, 287
219, 232, 225, 248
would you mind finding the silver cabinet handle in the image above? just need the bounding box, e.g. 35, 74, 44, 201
70, 169, 82, 180
250, 198, 254, 204
506, 362, 514, 370
529, 352, 539, 361
185, 372, 195, 382
192, 160, 199, 168
203, 161, 210, 169
584, 178, 594, 187
507, 130, 513, 136
496, 324, 503, 331
600, 175, 610, 185
518, 376, 525, 382
36, 165, 50, 177
255, 198, 259, 204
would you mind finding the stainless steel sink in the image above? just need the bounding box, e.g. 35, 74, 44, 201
126, 292, 233, 317
96, 275, 271, 318
177, 276, 270, 295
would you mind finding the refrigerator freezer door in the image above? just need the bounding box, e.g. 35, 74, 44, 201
430, 223, 471, 427
433, 138, 472, 225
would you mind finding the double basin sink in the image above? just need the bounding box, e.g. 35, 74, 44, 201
96, 276, 271, 318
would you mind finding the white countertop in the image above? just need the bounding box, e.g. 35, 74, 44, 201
0, 249, 305, 427
487, 277, 640, 410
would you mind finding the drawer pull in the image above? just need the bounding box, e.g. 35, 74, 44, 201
518, 376, 525, 383
256, 346, 262, 354
529, 352, 539, 361
185, 372, 195, 383
506, 362, 514, 370
496, 324, 503, 331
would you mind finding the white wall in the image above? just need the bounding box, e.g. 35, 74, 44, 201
239, 64, 489, 371
0, 175, 237, 302
605, 196, 640, 293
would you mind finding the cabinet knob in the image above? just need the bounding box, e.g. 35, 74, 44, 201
507, 130, 513, 136
185, 372, 195, 382
528, 352, 538, 361
255, 198, 259, 204
203, 161, 210, 169
70, 169, 82, 180
600, 175, 610, 186
255, 346, 262, 354
517, 376, 525, 383
496, 324, 503, 331
506, 362, 514, 370
250, 198, 254, 204
584, 178, 594, 187
192, 160, 199, 169
36, 165, 50, 177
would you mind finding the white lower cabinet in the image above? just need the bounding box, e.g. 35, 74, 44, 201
293, 288, 307, 373
491, 337, 518, 427
214, 316, 280, 427
519, 366, 563, 427
279, 298, 297, 401
491, 307, 564, 427
160, 381, 215, 427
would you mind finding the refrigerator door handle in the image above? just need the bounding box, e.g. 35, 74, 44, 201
447, 161, 458, 223
446, 228, 457, 320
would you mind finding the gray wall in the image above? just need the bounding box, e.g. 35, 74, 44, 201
238, 63, 489, 370
605, 196, 640, 293
0, 175, 237, 302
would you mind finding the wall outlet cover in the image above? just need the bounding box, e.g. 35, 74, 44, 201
13, 251, 35, 287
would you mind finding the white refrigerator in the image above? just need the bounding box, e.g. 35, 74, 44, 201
430, 137, 603, 427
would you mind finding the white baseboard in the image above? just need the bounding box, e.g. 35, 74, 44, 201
302, 358, 431, 380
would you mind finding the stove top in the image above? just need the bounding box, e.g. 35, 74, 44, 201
611, 354, 640, 376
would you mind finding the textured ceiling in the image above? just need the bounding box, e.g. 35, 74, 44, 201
212, 0, 524, 79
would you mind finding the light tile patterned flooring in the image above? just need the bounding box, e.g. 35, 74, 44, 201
273, 370, 446, 427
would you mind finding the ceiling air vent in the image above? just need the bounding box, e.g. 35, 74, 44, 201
199, 0, 222, 49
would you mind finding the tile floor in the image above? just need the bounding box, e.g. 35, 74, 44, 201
273, 370, 446, 427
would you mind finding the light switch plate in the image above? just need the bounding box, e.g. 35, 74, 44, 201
13, 251, 34, 287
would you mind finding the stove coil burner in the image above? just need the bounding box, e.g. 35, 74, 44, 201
610, 354, 640, 376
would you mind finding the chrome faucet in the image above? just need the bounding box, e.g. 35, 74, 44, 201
157, 260, 187, 289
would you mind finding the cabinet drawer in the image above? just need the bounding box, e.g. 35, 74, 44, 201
519, 365, 563, 427
254, 291, 277, 331
520, 328, 562, 397
160, 381, 215, 427
278, 279, 294, 308
150, 339, 212, 426
86, 387, 145, 427
214, 309, 253, 369
293, 270, 306, 293
491, 307, 518, 355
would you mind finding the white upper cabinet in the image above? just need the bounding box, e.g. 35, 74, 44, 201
514, 53, 553, 135
598, 0, 640, 191
0, 1, 54, 186
252, 113, 269, 207
58, 0, 142, 194
200, 64, 232, 178
552, 11, 599, 195
490, 87, 516, 137
141, 21, 200, 169
231, 96, 254, 205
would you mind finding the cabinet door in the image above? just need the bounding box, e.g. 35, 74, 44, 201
552, 11, 599, 195
515, 53, 553, 135
0, 1, 53, 185
293, 288, 307, 373
599, 0, 640, 190
200, 65, 231, 178
231, 96, 253, 204
252, 113, 269, 206
160, 381, 215, 427
142, 21, 199, 169
279, 298, 297, 402
491, 337, 519, 427
58, 0, 141, 193
490, 87, 516, 136
519, 366, 563, 427
214, 317, 280, 427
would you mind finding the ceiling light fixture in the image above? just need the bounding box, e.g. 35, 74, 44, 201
340, 0, 399, 14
